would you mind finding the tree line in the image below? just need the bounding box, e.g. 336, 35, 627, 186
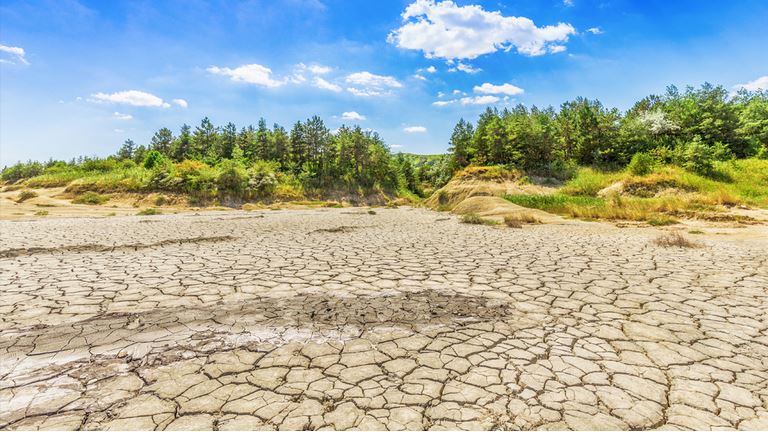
448, 83, 768, 176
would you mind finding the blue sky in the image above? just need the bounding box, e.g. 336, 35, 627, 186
1, 0, 767, 164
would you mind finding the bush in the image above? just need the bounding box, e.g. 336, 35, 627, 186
137, 208, 161, 216
627, 152, 655, 176
217, 159, 248, 196
677, 138, 715, 176
143, 150, 166, 169
504, 214, 542, 227
2, 161, 44, 182
81, 158, 118, 172
16, 189, 38, 202
460, 213, 498, 225
247, 160, 280, 197
652, 231, 701, 248
72, 191, 110, 205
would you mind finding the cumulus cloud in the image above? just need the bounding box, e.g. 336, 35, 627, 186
89, 90, 171, 108
341, 111, 366, 121
0, 44, 29, 65
207, 64, 285, 87
388, 0, 576, 59
404, 126, 427, 133
113, 112, 133, 120
291, 62, 334, 83
314, 77, 342, 92
448, 62, 482, 74
474, 82, 524, 95
345, 71, 402, 97
586, 27, 603, 34
413, 74, 427, 81
733, 76, 768, 92
433, 95, 501, 106
173, 98, 188, 108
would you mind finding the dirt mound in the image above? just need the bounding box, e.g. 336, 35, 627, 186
425, 177, 554, 210
424, 172, 562, 223
452, 196, 563, 223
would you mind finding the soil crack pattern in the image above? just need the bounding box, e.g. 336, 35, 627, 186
0, 236, 236, 259
1, 208, 767, 430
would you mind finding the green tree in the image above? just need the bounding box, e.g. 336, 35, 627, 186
117, 139, 136, 160
150, 128, 174, 155
191, 117, 218, 159
171, 124, 192, 161
448, 118, 474, 170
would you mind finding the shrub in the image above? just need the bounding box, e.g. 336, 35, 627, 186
652, 231, 701, 248
503, 216, 522, 228
677, 138, 715, 176
16, 190, 38, 202
217, 159, 248, 196
34, 210, 49, 216
72, 191, 110, 205
81, 158, 118, 172
142, 150, 166, 169
2, 161, 45, 182
460, 213, 498, 225
247, 160, 280, 197
647, 215, 678, 226
627, 152, 655, 176
137, 208, 161, 216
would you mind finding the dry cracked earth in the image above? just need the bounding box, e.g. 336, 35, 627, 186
1, 207, 767, 430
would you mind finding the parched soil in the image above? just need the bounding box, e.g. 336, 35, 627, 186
1, 208, 767, 430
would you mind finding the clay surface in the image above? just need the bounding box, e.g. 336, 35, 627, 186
1, 208, 767, 430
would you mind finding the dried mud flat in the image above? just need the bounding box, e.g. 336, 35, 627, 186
1, 208, 767, 430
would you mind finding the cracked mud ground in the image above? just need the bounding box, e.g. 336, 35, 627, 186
1, 208, 767, 430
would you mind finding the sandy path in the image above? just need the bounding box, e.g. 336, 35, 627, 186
1, 208, 767, 430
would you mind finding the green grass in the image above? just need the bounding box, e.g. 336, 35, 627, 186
15, 189, 38, 202
72, 191, 110, 205
136, 208, 161, 216
460, 213, 498, 225
504, 194, 605, 212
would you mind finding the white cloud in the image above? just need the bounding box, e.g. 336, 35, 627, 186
388, 0, 576, 59
733, 76, 768, 92
587, 27, 603, 34
437, 91, 445, 98
114, 129, 125, 133
418, 65, 438, 73
345, 71, 402, 97
404, 126, 427, 133
89, 90, 171, 108
474, 82, 524, 95
172, 98, 188, 108
449, 62, 482, 74
0, 44, 29, 65
207, 63, 285, 87
341, 111, 366, 121
433, 95, 501, 106
563, 0, 574, 6
113, 112, 133, 120
391, 144, 404, 148
307, 64, 332, 75
314, 77, 342, 92
549, 45, 567, 53
413, 74, 427, 81
291, 63, 333, 83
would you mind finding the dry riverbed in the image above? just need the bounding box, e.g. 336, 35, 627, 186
1, 208, 767, 430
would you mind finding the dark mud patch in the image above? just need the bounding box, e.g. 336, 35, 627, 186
0, 235, 237, 259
